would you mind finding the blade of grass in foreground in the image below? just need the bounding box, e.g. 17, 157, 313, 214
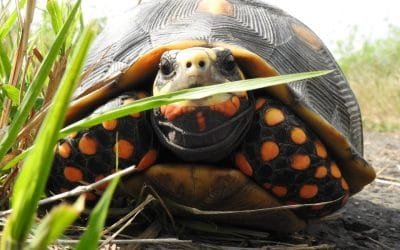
0, 70, 332, 171
60, 70, 332, 137
0, 0, 81, 162
76, 175, 120, 250
0, 16, 95, 250
28, 196, 85, 250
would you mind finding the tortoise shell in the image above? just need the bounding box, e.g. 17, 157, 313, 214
57, 0, 375, 231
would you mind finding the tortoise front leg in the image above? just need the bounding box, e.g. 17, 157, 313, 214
47, 92, 158, 204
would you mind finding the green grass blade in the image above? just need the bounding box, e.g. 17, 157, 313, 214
0, 147, 29, 171
0, 0, 81, 163
1, 71, 331, 170
0, 14, 95, 249
0, 45, 11, 80
1, 84, 20, 104
0, 0, 27, 40
76, 175, 120, 250
28, 196, 85, 250
60, 70, 332, 136
46, 0, 63, 34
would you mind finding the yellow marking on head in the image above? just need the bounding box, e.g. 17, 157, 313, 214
175, 47, 215, 73
197, 0, 234, 16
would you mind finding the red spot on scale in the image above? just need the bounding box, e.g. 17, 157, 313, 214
114, 139, 135, 160
291, 154, 311, 170
299, 184, 318, 199
315, 140, 328, 158
314, 166, 328, 179
330, 162, 342, 179
102, 119, 118, 131
137, 149, 158, 171
290, 127, 307, 145
64, 166, 83, 182
78, 134, 98, 155
58, 142, 72, 159
84, 192, 97, 201
264, 108, 285, 126
272, 185, 288, 197
260, 140, 279, 161
234, 153, 253, 176
196, 111, 206, 131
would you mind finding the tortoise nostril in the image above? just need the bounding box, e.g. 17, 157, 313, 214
186, 62, 192, 68
199, 60, 205, 68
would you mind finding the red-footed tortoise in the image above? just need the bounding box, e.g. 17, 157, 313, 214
47, 0, 375, 232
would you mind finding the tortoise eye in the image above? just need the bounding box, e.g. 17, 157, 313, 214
160, 58, 174, 76
222, 54, 236, 72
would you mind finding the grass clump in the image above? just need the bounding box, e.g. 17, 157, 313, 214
337, 25, 400, 132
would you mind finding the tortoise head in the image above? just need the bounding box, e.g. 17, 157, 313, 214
151, 47, 254, 162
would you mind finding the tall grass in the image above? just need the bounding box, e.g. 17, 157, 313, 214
337, 25, 400, 131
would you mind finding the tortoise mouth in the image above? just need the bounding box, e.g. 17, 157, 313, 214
151, 94, 254, 162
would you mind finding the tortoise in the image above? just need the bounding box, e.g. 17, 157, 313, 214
47, 0, 376, 232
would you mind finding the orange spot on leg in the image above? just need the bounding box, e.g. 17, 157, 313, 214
235, 153, 253, 176
264, 108, 285, 126
299, 184, 318, 199
291, 154, 311, 170
64, 166, 83, 182
314, 166, 328, 179
272, 185, 288, 197
315, 140, 328, 158
330, 162, 342, 178
290, 127, 307, 144
58, 142, 72, 159
137, 149, 158, 171
260, 141, 279, 161
114, 139, 135, 160
102, 119, 118, 130
78, 134, 98, 155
